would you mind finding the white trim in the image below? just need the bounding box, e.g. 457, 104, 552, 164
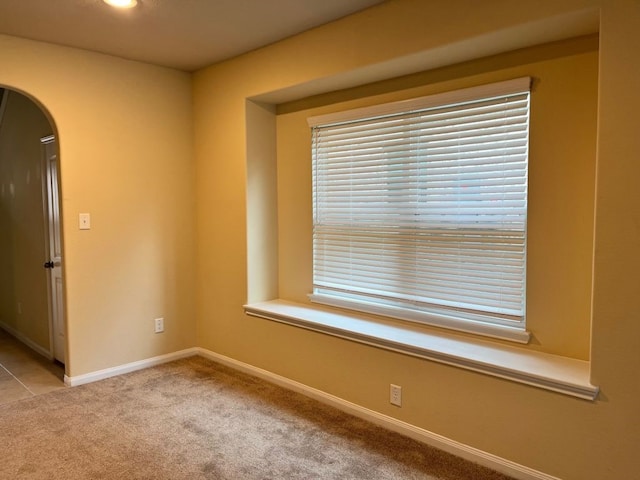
56, 344, 561, 478
198, 347, 561, 480
309, 293, 531, 344
0, 321, 53, 360
63, 347, 199, 386
308, 76, 531, 127
244, 300, 599, 401
40, 134, 60, 364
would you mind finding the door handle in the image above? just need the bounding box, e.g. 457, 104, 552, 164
44, 261, 55, 269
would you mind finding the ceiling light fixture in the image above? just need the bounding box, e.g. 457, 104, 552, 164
103, 0, 138, 9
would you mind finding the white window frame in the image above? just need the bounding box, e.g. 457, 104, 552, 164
308, 78, 531, 343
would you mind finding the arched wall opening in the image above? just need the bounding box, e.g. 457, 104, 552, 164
0, 86, 66, 369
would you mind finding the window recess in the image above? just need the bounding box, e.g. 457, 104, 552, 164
308, 77, 531, 343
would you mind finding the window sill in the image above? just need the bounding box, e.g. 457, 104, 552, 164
308, 293, 531, 344
243, 299, 599, 401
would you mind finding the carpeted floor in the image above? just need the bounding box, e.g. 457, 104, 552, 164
0, 356, 515, 479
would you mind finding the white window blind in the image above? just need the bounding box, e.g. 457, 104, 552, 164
309, 78, 531, 341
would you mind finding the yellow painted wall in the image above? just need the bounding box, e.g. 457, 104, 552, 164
0, 0, 638, 478
0, 91, 53, 350
193, 1, 640, 478
277, 42, 598, 360
0, 34, 197, 376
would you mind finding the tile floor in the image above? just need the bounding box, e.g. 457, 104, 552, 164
0, 328, 65, 406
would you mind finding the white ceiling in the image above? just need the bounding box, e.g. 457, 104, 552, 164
0, 0, 384, 71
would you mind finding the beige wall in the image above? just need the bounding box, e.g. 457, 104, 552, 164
193, 1, 640, 479
0, 34, 197, 376
277, 41, 598, 360
0, 91, 53, 350
1, 0, 638, 478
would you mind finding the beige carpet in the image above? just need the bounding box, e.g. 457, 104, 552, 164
0, 356, 514, 479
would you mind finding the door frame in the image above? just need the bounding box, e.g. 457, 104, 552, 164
40, 134, 66, 365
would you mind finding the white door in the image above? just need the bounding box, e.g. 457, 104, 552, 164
41, 135, 65, 364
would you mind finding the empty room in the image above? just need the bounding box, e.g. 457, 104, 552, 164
0, 1, 638, 479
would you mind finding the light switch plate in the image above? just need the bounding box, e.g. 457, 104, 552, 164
79, 213, 91, 230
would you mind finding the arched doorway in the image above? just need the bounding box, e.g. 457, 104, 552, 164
0, 87, 66, 376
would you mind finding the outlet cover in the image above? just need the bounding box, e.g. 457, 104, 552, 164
390, 384, 402, 407
154, 318, 164, 333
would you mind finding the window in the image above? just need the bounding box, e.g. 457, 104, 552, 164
308, 78, 531, 343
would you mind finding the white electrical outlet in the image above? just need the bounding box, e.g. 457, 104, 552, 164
154, 318, 164, 333
390, 384, 402, 407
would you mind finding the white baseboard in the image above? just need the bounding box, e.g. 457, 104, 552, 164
198, 347, 560, 480
64, 347, 199, 386
62, 346, 559, 480
0, 321, 53, 360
